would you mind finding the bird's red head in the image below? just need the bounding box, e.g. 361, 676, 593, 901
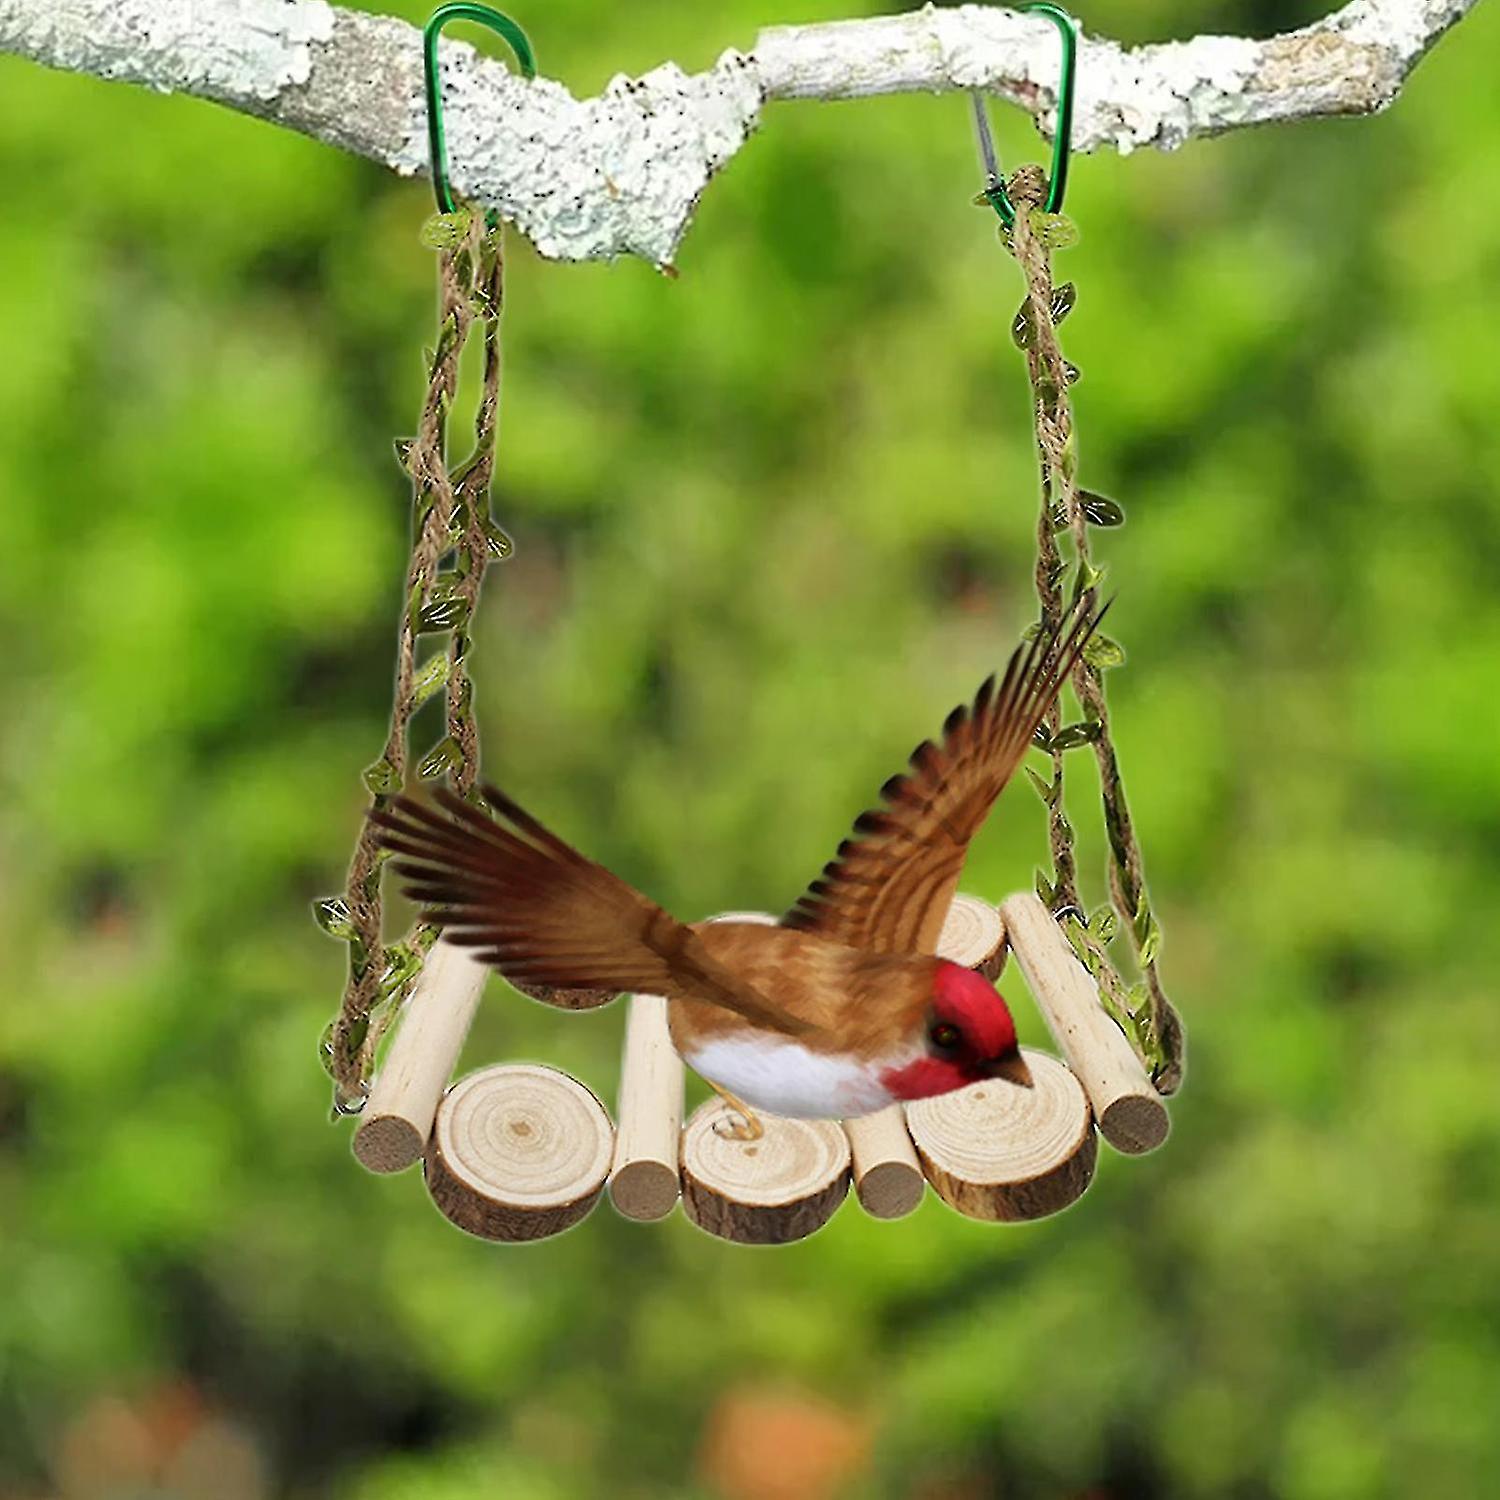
879, 961, 1031, 1102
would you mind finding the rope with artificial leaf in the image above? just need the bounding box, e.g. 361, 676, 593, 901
315, 6, 529, 1115
975, 6, 1185, 1093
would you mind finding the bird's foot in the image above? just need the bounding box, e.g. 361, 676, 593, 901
709, 1086, 764, 1143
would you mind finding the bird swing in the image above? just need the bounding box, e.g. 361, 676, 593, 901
316, 3, 1185, 1246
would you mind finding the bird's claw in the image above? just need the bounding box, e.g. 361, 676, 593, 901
712, 1107, 764, 1143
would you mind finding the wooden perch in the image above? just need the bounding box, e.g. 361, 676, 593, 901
351, 939, 488, 1174
1000, 893, 1170, 1155
425, 1063, 614, 1240
843, 1106, 925, 1219
0, 0, 1478, 266
906, 1047, 1095, 1220
609, 993, 684, 1221
681, 1102, 851, 1243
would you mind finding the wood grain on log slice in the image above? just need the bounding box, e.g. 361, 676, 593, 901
609, 994, 684, 1221
425, 1064, 614, 1241
936, 894, 1008, 979
843, 1105, 925, 1219
680, 1102, 850, 1244
509, 977, 619, 1011
352, 940, 488, 1175
906, 1048, 1095, 1221
999, 893, 1170, 1155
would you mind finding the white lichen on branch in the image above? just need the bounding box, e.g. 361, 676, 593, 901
0, 0, 1479, 265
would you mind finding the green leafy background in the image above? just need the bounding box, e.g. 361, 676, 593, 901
3, 0, 1498, 1495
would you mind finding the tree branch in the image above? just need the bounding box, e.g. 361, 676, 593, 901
0, 0, 1478, 266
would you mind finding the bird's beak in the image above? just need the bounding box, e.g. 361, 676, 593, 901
987, 1051, 1033, 1088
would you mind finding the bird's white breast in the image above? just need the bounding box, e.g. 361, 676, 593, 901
683, 1033, 899, 1120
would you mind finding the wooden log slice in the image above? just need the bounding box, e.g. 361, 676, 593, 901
937, 894, 1008, 979
680, 1102, 851, 1244
509, 978, 619, 1011
425, 1064, 614, 1241
905, 1048, 1096, 1222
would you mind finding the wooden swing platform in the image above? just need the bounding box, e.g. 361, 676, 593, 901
350, 893, 1168, 1244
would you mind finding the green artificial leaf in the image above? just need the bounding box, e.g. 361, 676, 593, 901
432, 312, 462, 368
362, 757, 401, 796
1034, 869, 1056, 906
1078, 489, 1125, 526
1084, 635, 1127, 670
417, 735, 463, 781
1063, 360, 1081, 385
378, 943, 424, 1000
483, 517, 514, 559
1059, 430, 1078, 480
1031, 722, 1053, 752
317, 1021, 337, 1077
420, 210, 473, 249
1012, 296, 1037, 349
1090, 905, 1119, 944
1071, 557, 1104, 600
424, 573, 464, 604
1140, 917, 1163, 967
311, 896, 355, 941
1026, 766, 1060, 806
1050, 282, 1076, 324
416, 597, 469, 633
1030, 211, 1080, 249
411, 652, 451, 709
1051, 720, 1102, 751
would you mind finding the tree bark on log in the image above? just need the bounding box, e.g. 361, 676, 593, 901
1, 0, 1479, 266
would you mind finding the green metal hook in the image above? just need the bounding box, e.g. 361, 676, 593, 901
423, 3, 536, 217
972, 2, 1078, 228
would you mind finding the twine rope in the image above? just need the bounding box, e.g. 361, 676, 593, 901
1006, 165, 1184, 1094
320, 209, 508, 1114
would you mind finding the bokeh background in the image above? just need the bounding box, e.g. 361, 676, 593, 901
4, 0, 1499, 1496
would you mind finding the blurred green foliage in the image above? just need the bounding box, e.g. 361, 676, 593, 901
3, 1, 1500, 1496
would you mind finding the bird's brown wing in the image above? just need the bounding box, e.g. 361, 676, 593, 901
372, 785, 813, 1037
781, 598, 1106, 956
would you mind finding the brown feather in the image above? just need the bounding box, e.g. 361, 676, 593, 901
670, 923, 940, 1061
369, 786, 814, 1038
781, 597, 1107, 956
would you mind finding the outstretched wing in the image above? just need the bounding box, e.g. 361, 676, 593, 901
781, 599, 1106, 956
372, 785, 812, 1036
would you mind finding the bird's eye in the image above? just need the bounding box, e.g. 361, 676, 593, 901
930, 1023, 961, 1049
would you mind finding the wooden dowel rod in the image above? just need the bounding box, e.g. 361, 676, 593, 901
352, 939, 489, 1174
609, 994, 684, 1221
842, 1105, 925, 1219
999, 893, 1170, 1155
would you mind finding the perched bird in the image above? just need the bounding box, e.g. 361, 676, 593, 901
372, 599, 1103, 1136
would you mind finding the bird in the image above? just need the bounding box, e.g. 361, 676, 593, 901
370, 598, 1104, 1138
